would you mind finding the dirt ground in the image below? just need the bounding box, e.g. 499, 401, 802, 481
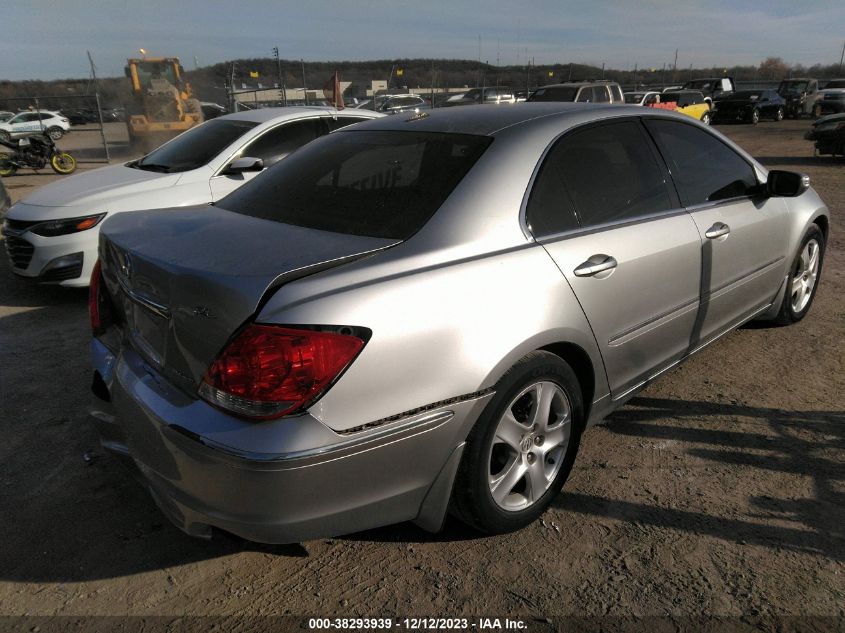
0, 119, 843, 627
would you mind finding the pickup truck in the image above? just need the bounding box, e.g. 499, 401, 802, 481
682, 77, 735, 104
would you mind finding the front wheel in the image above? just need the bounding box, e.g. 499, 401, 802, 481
0, 130, 9, 143
50, 152, 77, 174
0, 152, 16, 177
700, 111, 711, 125
450, 351, 584, 535
46, 127, 64, 140
774, 225, 825, 325
750, 108, 760, 125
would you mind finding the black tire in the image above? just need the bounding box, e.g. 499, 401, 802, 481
700, 111, 711, 126
775, 107, 784, 122
450, 351, 584, 535
750, 108, 760, 125
774, 224, 825, 325
46, 126, 63, 140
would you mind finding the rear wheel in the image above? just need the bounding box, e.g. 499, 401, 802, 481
451, 351, 584, 534
750, 108, 760, 125
774, 225, 825, 325
46, 126, 64, 140
813, 104, 823, 118
775, 107, 784, 121
700, 111, 711, 125
0, 152, 16, 177
50, 152, 76, 174
0, 130, 9, 143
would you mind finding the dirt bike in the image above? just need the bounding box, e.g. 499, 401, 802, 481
0, 133, 77, 176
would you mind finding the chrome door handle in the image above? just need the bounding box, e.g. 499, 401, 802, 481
574, 254, 618, 277
705, 222, 730, 239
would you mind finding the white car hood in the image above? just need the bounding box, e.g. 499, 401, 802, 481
21, 163, 182, 208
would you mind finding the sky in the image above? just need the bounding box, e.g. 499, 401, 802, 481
3, 0, 845, 80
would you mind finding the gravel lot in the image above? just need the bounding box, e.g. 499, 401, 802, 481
0, 119, 842, 624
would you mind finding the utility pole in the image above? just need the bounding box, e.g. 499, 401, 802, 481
194, 55, 199, 70
301, 59, 308, 105
229, 61, 237, 111
840, 40, 845, 74
273, 46, 287, 106
601, 62, 605, 80
86, 50, 99, 95
672, 48, 678, 83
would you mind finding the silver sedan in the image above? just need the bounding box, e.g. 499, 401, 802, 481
89, 103, 829, 543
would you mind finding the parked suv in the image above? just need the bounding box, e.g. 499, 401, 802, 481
815, 79, 845, 117
0, 111, 71, 141
528, 81, 624, 104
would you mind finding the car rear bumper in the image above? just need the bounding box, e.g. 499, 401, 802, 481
88, 338, 491, 543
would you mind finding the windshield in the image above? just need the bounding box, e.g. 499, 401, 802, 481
220, 130, 493, 240
528, 86, 579, 102
778, 81, 808, 93
134, 119, 258, 173
685, 80, 712, 89
134, 61, 178, 88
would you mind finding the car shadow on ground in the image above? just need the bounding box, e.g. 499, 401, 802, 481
555, 396, 845, 561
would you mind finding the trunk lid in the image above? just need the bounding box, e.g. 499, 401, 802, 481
99, 205, 398, 392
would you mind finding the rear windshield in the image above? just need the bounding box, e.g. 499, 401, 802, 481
133, 119, 258, 173
529, 86, 578, 102
219, 130, 493, 240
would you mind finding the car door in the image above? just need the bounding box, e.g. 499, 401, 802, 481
645, 118, 790, 347
526, 119, 702, 398
209, 117, 323, 201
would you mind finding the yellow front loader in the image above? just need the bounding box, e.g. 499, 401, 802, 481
124, 57, 203, 150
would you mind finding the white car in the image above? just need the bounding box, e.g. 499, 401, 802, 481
0, 110, 70, 141
1, 107, 382, 286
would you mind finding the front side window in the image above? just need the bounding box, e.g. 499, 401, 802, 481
220, 130, 493, 240
239, 119, 321, 167
528, 120, 674, 234
576, 88, 591, 103
611, 85, 624, 102
645, 119, 758, 206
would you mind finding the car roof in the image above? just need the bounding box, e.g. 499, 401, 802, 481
216, 106, 381, 123
334, 102, 648, 136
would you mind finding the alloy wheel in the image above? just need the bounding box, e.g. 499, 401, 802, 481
791, 238, 820, 313
487, 380, 571, 511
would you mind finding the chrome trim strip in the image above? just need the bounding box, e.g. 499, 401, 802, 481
608, 296, 699, 346
117, 276, 171, 320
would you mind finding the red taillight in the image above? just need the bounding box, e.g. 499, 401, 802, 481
199, 325, 365, 419
89, 259, 104, 335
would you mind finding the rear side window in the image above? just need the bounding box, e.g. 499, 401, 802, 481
530, 86, 579, 102
220, 131, 493, 240
528, 121, 674, 234
594, 86, 610, 103
645, 120, 758, 206
239, 118, 321, 167
611, 85, 623, 102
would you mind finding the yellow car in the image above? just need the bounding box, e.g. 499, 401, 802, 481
648, 90, 712, 125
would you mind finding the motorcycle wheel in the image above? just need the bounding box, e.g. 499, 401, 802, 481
0, 152, 16, 177
50, 152, 77, 174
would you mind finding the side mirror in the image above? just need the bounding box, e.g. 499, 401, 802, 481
223, 157, 264, 175
766, 170, 809, 197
